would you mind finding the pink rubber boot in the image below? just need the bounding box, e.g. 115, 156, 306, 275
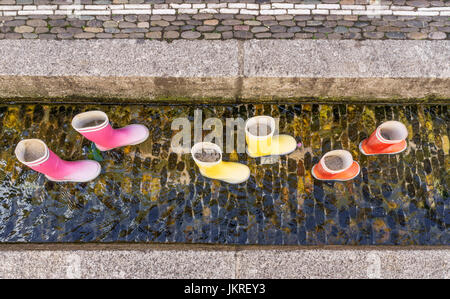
15, 139, 101, 182
71, 111, 149, 151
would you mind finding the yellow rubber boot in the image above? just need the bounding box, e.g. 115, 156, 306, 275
191, 142, 250, 184
245, 116, 297, 158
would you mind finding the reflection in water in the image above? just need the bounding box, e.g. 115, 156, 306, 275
0, 103, 448, 244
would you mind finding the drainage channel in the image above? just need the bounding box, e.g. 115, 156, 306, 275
0, 102, 448, 245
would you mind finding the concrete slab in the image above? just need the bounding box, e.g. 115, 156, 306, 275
236, 249, 450, 279
243, 40, 450, 78
0, 249, 236, 279
0, 40, 239, 77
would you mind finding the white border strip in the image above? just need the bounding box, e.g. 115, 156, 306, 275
0, 4, 449, 16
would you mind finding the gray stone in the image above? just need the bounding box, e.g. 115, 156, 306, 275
406, 0, 430, 7
57, 33, 74, 39
334, 26, 349, 34
163, 31, 180, 39
234, 31, 253, 39
74, 33, 96, 39
254, 33, 272, 38
14, 26, 34, 34
222, 31, 233, 39
203, 33, 221, 40
196, 26, 215, 32
181, 31, 201, 39
118, 22, 137, 29
103, 21, 119, 28
269, 26, 287, 33
364, 32, 385, 39
22, 33, 38, 39
104, 28, 120, 34
38, 34, 56, 40
428, 32, 447, 40
273, 32, 294, 39
151, 20, 170, 27
145, 31, 161, 39
26, 19, 47, 27
5, 20, 25, 27
125, 15, 138, 22
34, 27, 49, 34
287, 27, 302, 33
386, 32, 406, 39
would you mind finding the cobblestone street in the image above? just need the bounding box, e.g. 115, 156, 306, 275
1, 0, 449, 40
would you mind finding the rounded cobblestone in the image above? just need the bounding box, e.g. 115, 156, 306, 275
14, 26, 34, 33
407, 32, 428, 39
428, 32, 447, 39
181, 30, 201, 39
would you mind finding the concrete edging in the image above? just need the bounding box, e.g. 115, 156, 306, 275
0, 39, 448, 103
0, 244, 448, 278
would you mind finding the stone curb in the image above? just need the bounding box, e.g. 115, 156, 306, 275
0, 245, 448, 278
0, 39, 449, 102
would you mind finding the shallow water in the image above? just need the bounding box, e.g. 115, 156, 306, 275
0, 103, 448, 244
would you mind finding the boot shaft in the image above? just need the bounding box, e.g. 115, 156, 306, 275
15, 139, 70, 178
245, 116, 275, 156
362, 121, 408, 154
72, 111, 115, 147
72, 110, 149, 151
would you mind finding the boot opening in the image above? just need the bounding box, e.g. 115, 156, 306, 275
191, 142, 222, 165
322, 150, 353, 172
379, 121, 408, 141
194, 148, 221, 163
72, 111, 108, 131
324, 155, 344, 171
248, 123, 272, 137
246, 116, 275, 138
15, 139, 48, 164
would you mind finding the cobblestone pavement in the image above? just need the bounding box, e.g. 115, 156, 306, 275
0, 1, 449, 40
0, 103, 448, 244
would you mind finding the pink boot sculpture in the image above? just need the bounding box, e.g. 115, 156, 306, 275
15, 139, 101, 182
72, 111, 149, 151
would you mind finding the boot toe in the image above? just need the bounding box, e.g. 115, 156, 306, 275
53, 161, 101, 183
127, 124, 149, 146
222, 163, 250, 184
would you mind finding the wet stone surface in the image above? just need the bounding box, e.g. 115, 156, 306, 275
0, 103, 448, 245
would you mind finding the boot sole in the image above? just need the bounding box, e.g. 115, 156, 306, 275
45, 162, 102, 183
200, 168, 251, 185
359, 141, 407, 156
311, 162, 361, 182
246, 147, 297, 158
